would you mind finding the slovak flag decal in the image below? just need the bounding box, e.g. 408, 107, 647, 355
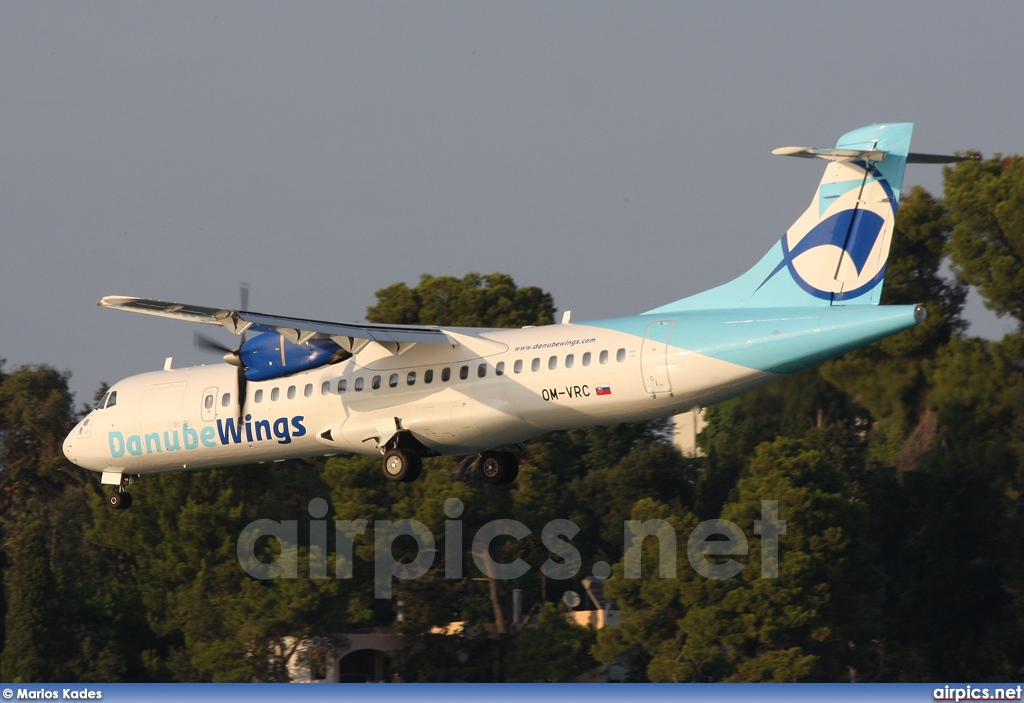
596, 386, 611, 396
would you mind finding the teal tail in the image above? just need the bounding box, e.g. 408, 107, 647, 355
647, 123, 914, 314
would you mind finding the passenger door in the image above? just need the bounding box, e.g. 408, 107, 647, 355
641, 321, 674, 398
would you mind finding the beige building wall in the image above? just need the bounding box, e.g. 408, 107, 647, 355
672, 409, 707, 457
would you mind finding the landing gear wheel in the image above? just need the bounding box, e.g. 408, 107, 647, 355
108, 492, 133, 510
477, 451, 519, 485
382, 449, 422, 483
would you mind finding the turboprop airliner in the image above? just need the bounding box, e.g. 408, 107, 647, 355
63, 123, 969, 509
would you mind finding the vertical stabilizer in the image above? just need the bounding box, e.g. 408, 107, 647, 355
646, 123, 913, 314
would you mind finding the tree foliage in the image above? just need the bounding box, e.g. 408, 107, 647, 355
945, 154, 1024, 326
367, 272, 555, 328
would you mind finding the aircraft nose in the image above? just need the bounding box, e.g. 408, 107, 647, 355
63, 435, 77, 464
63, 416, 95, 468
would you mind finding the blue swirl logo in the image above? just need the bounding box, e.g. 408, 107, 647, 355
759, 166, 895, 301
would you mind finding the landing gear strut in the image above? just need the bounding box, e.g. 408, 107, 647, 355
476, 451, 519, 485
381, 448, 423, 483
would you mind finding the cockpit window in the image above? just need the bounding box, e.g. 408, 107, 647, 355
96, 390, 118, 409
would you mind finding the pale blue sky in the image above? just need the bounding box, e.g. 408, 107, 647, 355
2, 1, 1022, 404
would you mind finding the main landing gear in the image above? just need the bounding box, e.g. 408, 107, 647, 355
476, 450, 519, 485
378, 448, 520, 486
381, 448, 423, 483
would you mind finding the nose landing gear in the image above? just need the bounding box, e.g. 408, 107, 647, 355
108, 490, 133, 510
106, 474, 138, 510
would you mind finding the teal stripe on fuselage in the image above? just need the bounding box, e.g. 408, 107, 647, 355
588, 304, 921, 374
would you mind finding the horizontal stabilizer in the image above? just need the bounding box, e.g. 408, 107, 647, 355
774, 146, 976, 165
905, 152, 979, 164
772, 146, 889, 162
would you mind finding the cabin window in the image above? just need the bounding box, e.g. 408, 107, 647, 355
424, 369, 434, 384
407, 371, 416, 386
338, 379, 347, 393
514, 360, 523, 374
354, 378, 364, 392
255, 389, 264, 403
389, 373, 399, 388
496, 361, 505, 376
304, 384, 313, 398
321, 381, 330, 395
459, 365, 469, 380
565, 354, 574, 369
548, 356, 557, 370
221, 393, 231, 407
617, 348, 626, 363
531, 358, 540, 372
441, 367, 451, 382
271, 388, 280, 401
478, 363, 487, 378
599, 350, 609, 364
287, 386, 296, 400
204, 394, 214, 410
372, 375, 381, 390
582, 352, 591, 366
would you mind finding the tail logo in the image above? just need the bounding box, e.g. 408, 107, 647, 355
760, 162, 896, 302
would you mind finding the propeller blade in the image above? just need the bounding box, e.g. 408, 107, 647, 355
195, 332, 243, 367
240, 282, 250, 343
237, 365, 248, 419
194, 331, 233, 354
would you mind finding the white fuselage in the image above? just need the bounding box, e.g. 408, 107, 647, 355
63, 319, 772, 477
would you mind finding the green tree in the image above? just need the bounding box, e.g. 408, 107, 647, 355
0, 364, 80, 508
863, 332, 1024, 681
367, 272, 555, 328
505, 604, 597, 682
0, 366, 147, 681
0, 516, 60, 681
592, 498, 699, 681
85, 462, 362, 681
597, 439, 883, 682
945, 154, 1024, 326
697, 368, 868, 515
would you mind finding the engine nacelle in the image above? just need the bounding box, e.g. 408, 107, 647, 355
240, 332, 347, 381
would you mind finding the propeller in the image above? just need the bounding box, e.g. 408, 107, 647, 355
194, 283, 251, 420
194, 332, 243, 367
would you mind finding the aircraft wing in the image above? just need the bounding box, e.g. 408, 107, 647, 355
98, 296, 456, 353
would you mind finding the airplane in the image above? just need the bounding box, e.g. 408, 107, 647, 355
63, 123, 970, 509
